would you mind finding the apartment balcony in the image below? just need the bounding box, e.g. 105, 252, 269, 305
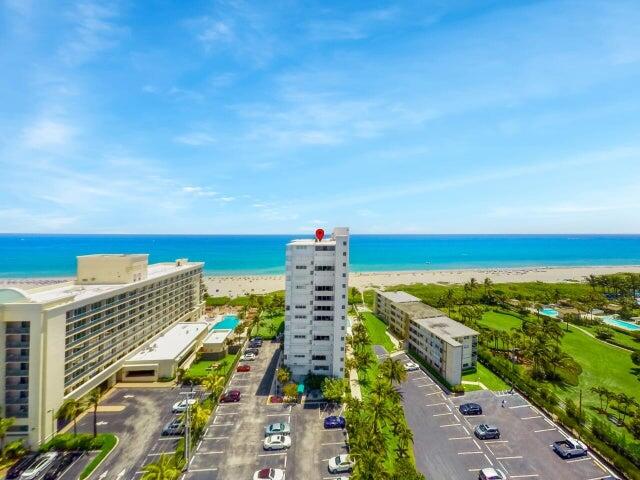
5, 324, 30, 334
6, 354, 29, 362
6, 369, 29, 377
5, 405, 28, 418
5, 340, 29, 349
5, 383, 29, 391
5, 396, 28, 405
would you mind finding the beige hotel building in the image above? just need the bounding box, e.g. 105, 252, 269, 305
0, 254, 205, 446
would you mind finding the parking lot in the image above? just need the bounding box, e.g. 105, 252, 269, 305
391, 350, 616, 480
185, 340, 350, 480
75, 384, 200, 479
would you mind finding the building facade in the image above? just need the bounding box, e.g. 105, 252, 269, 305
0, 254, 204, 446
284, 228, 349, 380
374, 290, 478, 385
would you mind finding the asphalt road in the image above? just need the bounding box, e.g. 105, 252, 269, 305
75, 384, 198, 480
184, 341, 351, 480
391, 350, 616, 480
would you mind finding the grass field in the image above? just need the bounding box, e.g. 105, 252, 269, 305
579, 324, 639, 351
477, 310, 522, 331
360, 311, 396, 352
462, 363, 510, 391
187, 352, 238, 378
252, 314, 284, 339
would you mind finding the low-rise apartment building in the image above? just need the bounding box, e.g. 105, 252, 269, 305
374, 290, 478, 385
0, 254, 204, 446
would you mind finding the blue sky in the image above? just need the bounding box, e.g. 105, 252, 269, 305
1, 0, 639, 234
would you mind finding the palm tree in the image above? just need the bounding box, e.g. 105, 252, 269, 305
617, 393, 635, 423
0, 415, 15, 452
379, 358, 407, 385
276, 367, 291, 386
87, 388, 103, 437
202, 373, 225, 399
142, 453, 180, 480
443, 289, 456, 316
56, 398, 84, 436
590, 386, 607, 412
483, 277, 493, 295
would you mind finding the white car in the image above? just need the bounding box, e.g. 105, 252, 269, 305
242, 352, 257, 361
478, 467, 507, 480
20, 452, 58, 480
328, 454, 354, 474
253, 468, 285, 480
263, 434, 292, 450
404, 361, 420, 371
171, 398, 197, 413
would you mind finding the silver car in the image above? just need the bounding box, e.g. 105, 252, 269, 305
20, 452, 58, 480
263, 434, 292, 451
264, 422, 291, 436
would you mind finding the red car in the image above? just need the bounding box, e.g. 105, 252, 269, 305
220, 389, 242, 403
237, 364, 251, 372
269, 395, 283, 404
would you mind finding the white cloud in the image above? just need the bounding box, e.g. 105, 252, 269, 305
218, 196, 235, 202
182, 186, 218, 197
174, 132, 216, 146
198, 19, 234, 45
22, 119, 75, 149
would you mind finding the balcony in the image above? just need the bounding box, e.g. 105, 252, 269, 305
5, 396, 28, 405
5, 406, 28, 418
5, 383, 29, 391
6, 354, 29, 362
6, 369, 29, 377
5, 324, 30, 334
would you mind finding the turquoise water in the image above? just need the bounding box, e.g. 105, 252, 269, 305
602, 315, 640, 331
1, 234, 640, 277
539, 308, 559, 317
212, 315, 239, 331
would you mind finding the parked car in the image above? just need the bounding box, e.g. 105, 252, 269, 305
478, 467, 507, 480
404, 361, 420, 371
6, 453, 38, 480
249, 339, 263, 348
324, 416, 346, 429
250, 336, 263, 342
241, 352, 257, 361
171, 398, 197, 413
459, 403, 483, 415
245, 348, 260, 356
269, 395, 284, 404
20, 452, 58, 480
328, 454, 354, 474
236, 364, 251, 372
162, 418, 185, 436
253, 468, 285, 480
43, 452, 82, 480
220, 390, 241, 403
474, 424, 500, 440
553, 437, 588, 459
263, 434, 292, 451
265, 422, 290, 436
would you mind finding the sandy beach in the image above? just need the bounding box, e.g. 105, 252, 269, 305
202, 265, 640, 297
3, 265, 639, 297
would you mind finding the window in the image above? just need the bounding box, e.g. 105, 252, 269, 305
295, 305, 307, 309
294, 335, 306, 339
315, 285, 333, 291
315, 245, 335, 251
312, 355, 327, 360
314, 335, 330, 341
315, 265, 334, 271
315, 295, 333, 301
315, 365, 329, 371
315, 306, 332, 311
295, 265, 307, 270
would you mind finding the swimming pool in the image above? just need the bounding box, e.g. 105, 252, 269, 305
212, 314, 240, 331
602, 315, 640, 331
539, 307, 559, 318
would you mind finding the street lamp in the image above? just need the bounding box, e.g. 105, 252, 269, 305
179, 390, 196, 470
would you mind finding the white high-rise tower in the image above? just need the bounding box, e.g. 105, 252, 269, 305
283, 227, 349, 379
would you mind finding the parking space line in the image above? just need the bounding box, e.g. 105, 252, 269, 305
484, 440, 508, 444
158, 436, 181, 441
448, 436, 471, 440
204, 435, 229, 440
510, 475, 539, 478
425, 402, 446, 407
321, 441, 346, 446
520, 415, 542, 420
439, 423, 461, 428
458, 451, 483, 455
424, 391, 441, 395
148, 451, 176, 456
188, 468, 218, 472
197, 451, 224, 455
472, 439, 481, 450
496, 456, 523, 460
258, 452, 288, 457
509, 404, 531, 409
209, 423, 234, 427
462, 426, 470, 435
566, 457, 591, 463
484, 453, 493, 465
433, 412, 453, 417
533, 427, 556, 433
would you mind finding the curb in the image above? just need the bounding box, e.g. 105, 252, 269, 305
82, 434, 120, 480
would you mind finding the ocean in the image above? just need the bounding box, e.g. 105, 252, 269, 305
0, 234, 639, 277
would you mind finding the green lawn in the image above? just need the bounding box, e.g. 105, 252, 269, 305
361, 312, 396, 352
478, 310, 522, 331
579, 324, 640, 351
80, 434, 118, 479
462, 363, 510, 391
252, 314, 284, 339
187, 352, 238, 378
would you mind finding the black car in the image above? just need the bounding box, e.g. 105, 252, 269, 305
6, 452, 38, 479
43, 452, 82, 480
459, 403, 483, 415
249, 341, 262, 348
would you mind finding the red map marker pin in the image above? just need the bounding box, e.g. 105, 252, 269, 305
315, 228, 325, 242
